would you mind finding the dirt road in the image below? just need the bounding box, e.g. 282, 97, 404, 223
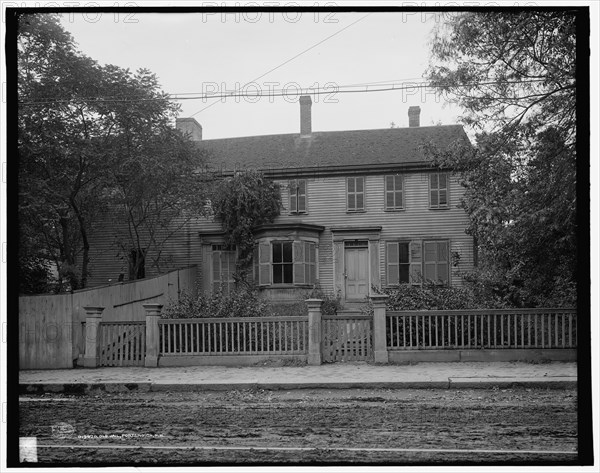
19, 388, 577, 465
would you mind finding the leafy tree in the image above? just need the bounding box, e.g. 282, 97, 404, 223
424, 11, 577, 307
211, 171, 282, 282
17, 13, 209, 289
102, 74, 211, 278
18, 13, 108, 290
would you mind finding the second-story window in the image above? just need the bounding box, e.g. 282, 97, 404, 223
430, 172, 449, 209
289, 179, 307, 213
347, 176, 365, 212
385, 175, 404, 210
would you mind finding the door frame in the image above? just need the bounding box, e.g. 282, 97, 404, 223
343, 242, 370, 301
331, 227, 382, 304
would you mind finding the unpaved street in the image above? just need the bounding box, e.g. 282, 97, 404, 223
19, 388, 577, 465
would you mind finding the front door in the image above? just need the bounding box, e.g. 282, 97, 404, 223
344, 242, 369, 300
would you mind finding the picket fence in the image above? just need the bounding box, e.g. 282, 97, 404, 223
81, 297, 577, 368
158, 316, 308, 356
386, 309, 577, 350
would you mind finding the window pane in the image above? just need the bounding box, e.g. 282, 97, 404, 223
356, 177, 363, 192
299, 180, 306, 194
273, 265, 282, 284
431, 191, 438, 207
356, 193, 364, 209
283, 242, 293, 262
298, 195, 306, 211
395, 191, 402, 209
386, 192, 395, 209
395, 175, 403, 190
273, 243, 282, 263
348, 177, 355, 192
385, 175, 394, 191
283, 263, 293, 283
439, 173, 447, 189
348, 194, 355, 210
399, 243, 409, 264
431, 173, 438, 189
399, 265, 409, 283
439, 190, 447, 206
290, 194, 297, 212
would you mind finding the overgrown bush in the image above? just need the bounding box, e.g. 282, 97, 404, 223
361, 283, 507, 315
268, 288, 343, 317
162, 287, 272, 319
307, 286, 343, 315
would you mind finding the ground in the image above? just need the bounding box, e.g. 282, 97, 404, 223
19, 387, 577, 465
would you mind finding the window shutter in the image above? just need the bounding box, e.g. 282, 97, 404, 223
212, 251, 221, 293
423, 241, 437, 283
387, 242, 399, 285
258, 243, 271, 285
293, 241, 305, 285
299, 180, 307, 212
305, 242, 316, 284
289, 179, 297, 213
252, 246, 258, 286
409, 241, 422, 284
437, 241, 449, 284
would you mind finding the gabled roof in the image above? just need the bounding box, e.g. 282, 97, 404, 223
197, 124, 470, 177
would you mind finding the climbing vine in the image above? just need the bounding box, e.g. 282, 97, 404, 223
211, 170, 282, 281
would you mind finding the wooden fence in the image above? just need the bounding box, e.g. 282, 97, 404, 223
321, 314, 372, 362
386, 309, 577, 350
158, 316, 308, 356
19, 266, 197, 369
98, 322, 146, 367
79, 299, 578, 368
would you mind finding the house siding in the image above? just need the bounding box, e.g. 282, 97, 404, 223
87, 170, 473, 297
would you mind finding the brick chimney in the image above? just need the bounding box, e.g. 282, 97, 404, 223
408, 106, 421, 127
176, 117, 203, 141
299, 95, 312, 135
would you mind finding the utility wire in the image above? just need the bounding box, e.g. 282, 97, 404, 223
189, 12, 372, 118
18, 79, 552, 106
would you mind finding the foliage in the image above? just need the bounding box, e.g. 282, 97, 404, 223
18, 13, 107, 290
268, 287, 343, 317
362, 283, 506, 315
424, 11, 577, 307
307, 286, 343, 315
162, 287, 272, 319
18, 255, 54, 294
17, 13, 209, 290
101, 68, 211, 278
210, 171, 282, 280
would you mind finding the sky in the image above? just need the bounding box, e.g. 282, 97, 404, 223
57, 10, 462, 140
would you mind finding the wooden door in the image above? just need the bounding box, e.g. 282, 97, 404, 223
345, 246, 369, 300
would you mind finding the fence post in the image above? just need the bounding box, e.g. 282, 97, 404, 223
83, 306, 104, 368
143, 303, 163, 368
371, 294, 389, 363
306, 299, 323, 365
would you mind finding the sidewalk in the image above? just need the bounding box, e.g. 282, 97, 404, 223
19, 361, 577, 394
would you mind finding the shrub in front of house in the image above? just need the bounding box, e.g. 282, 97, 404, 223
361, 283, 506, 315
162, 287, 271, 319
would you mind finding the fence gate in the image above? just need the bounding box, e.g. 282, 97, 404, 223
321, 314, 373, 362
98, 322, 146, 366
